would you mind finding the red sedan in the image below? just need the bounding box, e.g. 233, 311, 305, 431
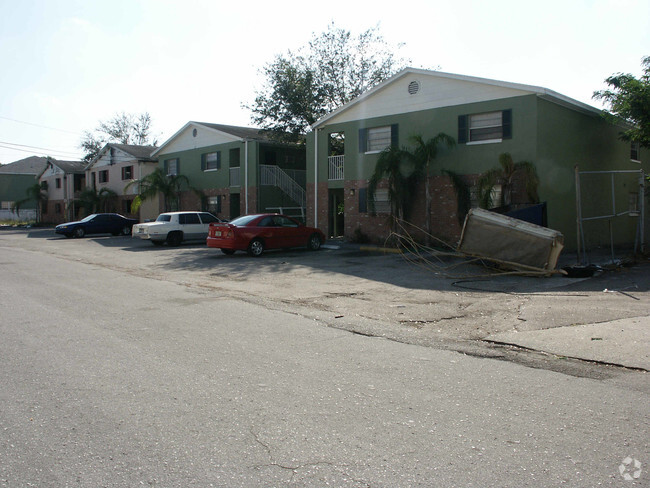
207, 214, 326, 256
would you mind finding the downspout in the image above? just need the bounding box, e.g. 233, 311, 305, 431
314, 129, 318, 228
244, 140, 249, 214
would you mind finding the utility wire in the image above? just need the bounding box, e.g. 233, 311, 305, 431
0, 140, 82, 157
0, 115, 82, 135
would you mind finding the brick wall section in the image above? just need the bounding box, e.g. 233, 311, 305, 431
310, 173, 533, 247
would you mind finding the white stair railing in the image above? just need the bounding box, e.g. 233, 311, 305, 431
260, 165, 306, 208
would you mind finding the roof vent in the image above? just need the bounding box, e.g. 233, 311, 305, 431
192, 128, 198, 137
408, 80, 420, 95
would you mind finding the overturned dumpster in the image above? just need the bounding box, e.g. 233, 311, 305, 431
458, 208, 564, 274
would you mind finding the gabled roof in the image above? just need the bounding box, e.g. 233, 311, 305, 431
42, 159, 86, 177
151, 121, 273, 157
87, 143, 157, 169
0, 156, 49, 175
311, 67, 601, 129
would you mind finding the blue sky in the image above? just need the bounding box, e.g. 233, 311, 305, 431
0, 0, 648, 164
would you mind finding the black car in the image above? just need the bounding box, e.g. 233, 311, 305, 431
55, 213, 139, 238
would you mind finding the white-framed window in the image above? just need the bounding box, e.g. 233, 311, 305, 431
366, 126, 392, 152
166, 158, 179, 176
1, 201, 14, 210
202, 152, 220, 171
208, 196, 221, 214
469, 112, 503, 142
372, 188, 391, 214
121, 165, 133, 180
459, 109, 512, 144
631, 142, 640, 162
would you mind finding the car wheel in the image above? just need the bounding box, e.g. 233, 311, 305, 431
247, 238, 264, 257
166, 232, 183, 247
152, 240, 164, 246
221, 248, 236, 255
307, 233, 322, 251
74, 227, 85, 238
121, 226, 131, 236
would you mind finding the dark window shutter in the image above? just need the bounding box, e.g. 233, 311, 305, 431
201, 155, 206, 171
458, 115, 468, 144
217, 152, 221, 170
391, 124, 399, 147
217, 195, 222, 213
502, 109, 512, 139
359, 187, 367, 213
358, 128, 368, 153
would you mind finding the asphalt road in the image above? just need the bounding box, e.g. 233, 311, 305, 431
0, 233, 648, 486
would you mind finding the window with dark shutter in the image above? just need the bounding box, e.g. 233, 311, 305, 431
359, 188, 367, 213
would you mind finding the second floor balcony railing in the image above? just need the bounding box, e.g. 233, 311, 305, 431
328, 155, 344, 180
230, 167, 240, 187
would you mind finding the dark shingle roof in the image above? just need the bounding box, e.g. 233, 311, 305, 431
50, 160, 86, 174
0, 156, 49, 175
193, 123, 274, 142
108, 144, 157, 160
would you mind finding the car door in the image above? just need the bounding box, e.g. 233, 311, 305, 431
86, 214, 108, 235
179, 213, 204, 240
256, 216, 283, 249
275, 215, 303, 248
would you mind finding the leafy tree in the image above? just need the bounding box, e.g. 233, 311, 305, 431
125, 168, 192, 213
80, 112, 157, 162
77, 187, 118, 215
247, 23, 409, 140
593, 56, 650, 148
476, 153, 539, 209
12, 183, 48, 222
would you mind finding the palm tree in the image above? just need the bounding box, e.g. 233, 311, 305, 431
77, 187, 118, 215
409, 133, 456, 241
476, 153, 539, 209
125, 168, 191, 213
368, 133, 455, 237
368, 145, 418, 225
11, 183, 48, 223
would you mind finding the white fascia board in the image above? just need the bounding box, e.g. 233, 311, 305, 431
311, 67, 602, 129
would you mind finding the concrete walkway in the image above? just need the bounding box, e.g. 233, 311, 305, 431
488, 316, 650, 371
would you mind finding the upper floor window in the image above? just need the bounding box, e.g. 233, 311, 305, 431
55, 178, 61, 189
359, 125, 398, 153
458, 109, 512, 144
98, 170, 109, 183
631, 142, 640, 162
122, 166, 134, 180
229, 148, 240, 167
165, 158, 179, 176
202, 152, 221, 171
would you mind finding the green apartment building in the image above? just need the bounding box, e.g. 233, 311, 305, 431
152, 122, 306, 221
307, 68, 646, 252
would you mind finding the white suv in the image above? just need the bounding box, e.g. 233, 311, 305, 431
132, 211, 225, 246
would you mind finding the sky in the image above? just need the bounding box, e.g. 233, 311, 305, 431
0, 0, 648, 164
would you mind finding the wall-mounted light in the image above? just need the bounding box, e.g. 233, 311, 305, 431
349, 188, 355, 196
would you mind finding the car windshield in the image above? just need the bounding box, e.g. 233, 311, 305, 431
156, 214, 172, 222
80, 214, 98, 222
229, 215, 259, 226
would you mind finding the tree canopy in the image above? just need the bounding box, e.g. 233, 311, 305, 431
593, 56, 650, 149
246, 23, 409, 141
80, 112, 157, 162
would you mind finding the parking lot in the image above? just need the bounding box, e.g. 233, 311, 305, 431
3, 227, 649, 378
